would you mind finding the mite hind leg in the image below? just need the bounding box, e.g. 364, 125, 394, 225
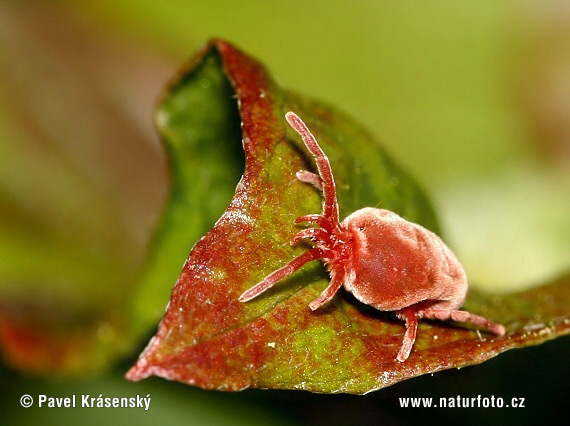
395, 308, 419, 362
419, 308, 505, 336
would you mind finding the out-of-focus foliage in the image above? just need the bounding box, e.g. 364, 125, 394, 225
0, 1, 171, 375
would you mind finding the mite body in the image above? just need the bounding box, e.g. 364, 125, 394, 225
239, 111, 505, 362
341, 207, 467, 313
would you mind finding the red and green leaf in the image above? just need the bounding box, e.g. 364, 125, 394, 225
125, 40, 570, 394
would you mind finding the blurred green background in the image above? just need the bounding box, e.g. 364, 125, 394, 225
1, 1, 568, 425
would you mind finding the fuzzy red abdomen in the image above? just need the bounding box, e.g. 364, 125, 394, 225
342, 208, 467, 312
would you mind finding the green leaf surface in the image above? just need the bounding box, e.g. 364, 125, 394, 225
126, 40, 570, 394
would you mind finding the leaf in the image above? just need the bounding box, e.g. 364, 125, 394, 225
125, 39, 570, 393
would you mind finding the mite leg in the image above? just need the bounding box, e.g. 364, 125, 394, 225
290, 228, 330, 246
294, 214, 324, 224
286, 112, 341, 229
308, 271, 344, 311
420, 309, 505, 336
239, 247, 327, 302
296, 170, 322, 191
294, 214, 331, 231
395, 308, 419, 362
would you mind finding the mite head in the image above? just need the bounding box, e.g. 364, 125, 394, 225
343, 207, 396, 247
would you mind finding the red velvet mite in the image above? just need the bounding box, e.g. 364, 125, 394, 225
239, 111, 505, 362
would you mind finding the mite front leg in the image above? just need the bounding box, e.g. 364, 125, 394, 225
396, 308, 419, 362
296, 170, 322, 191
290, 228, 330, 246
286, 112, 341, 230
294, 214, 330, 230
308, 272, 344, 311
239, 247, 328, 302
420, 309, 505, 336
